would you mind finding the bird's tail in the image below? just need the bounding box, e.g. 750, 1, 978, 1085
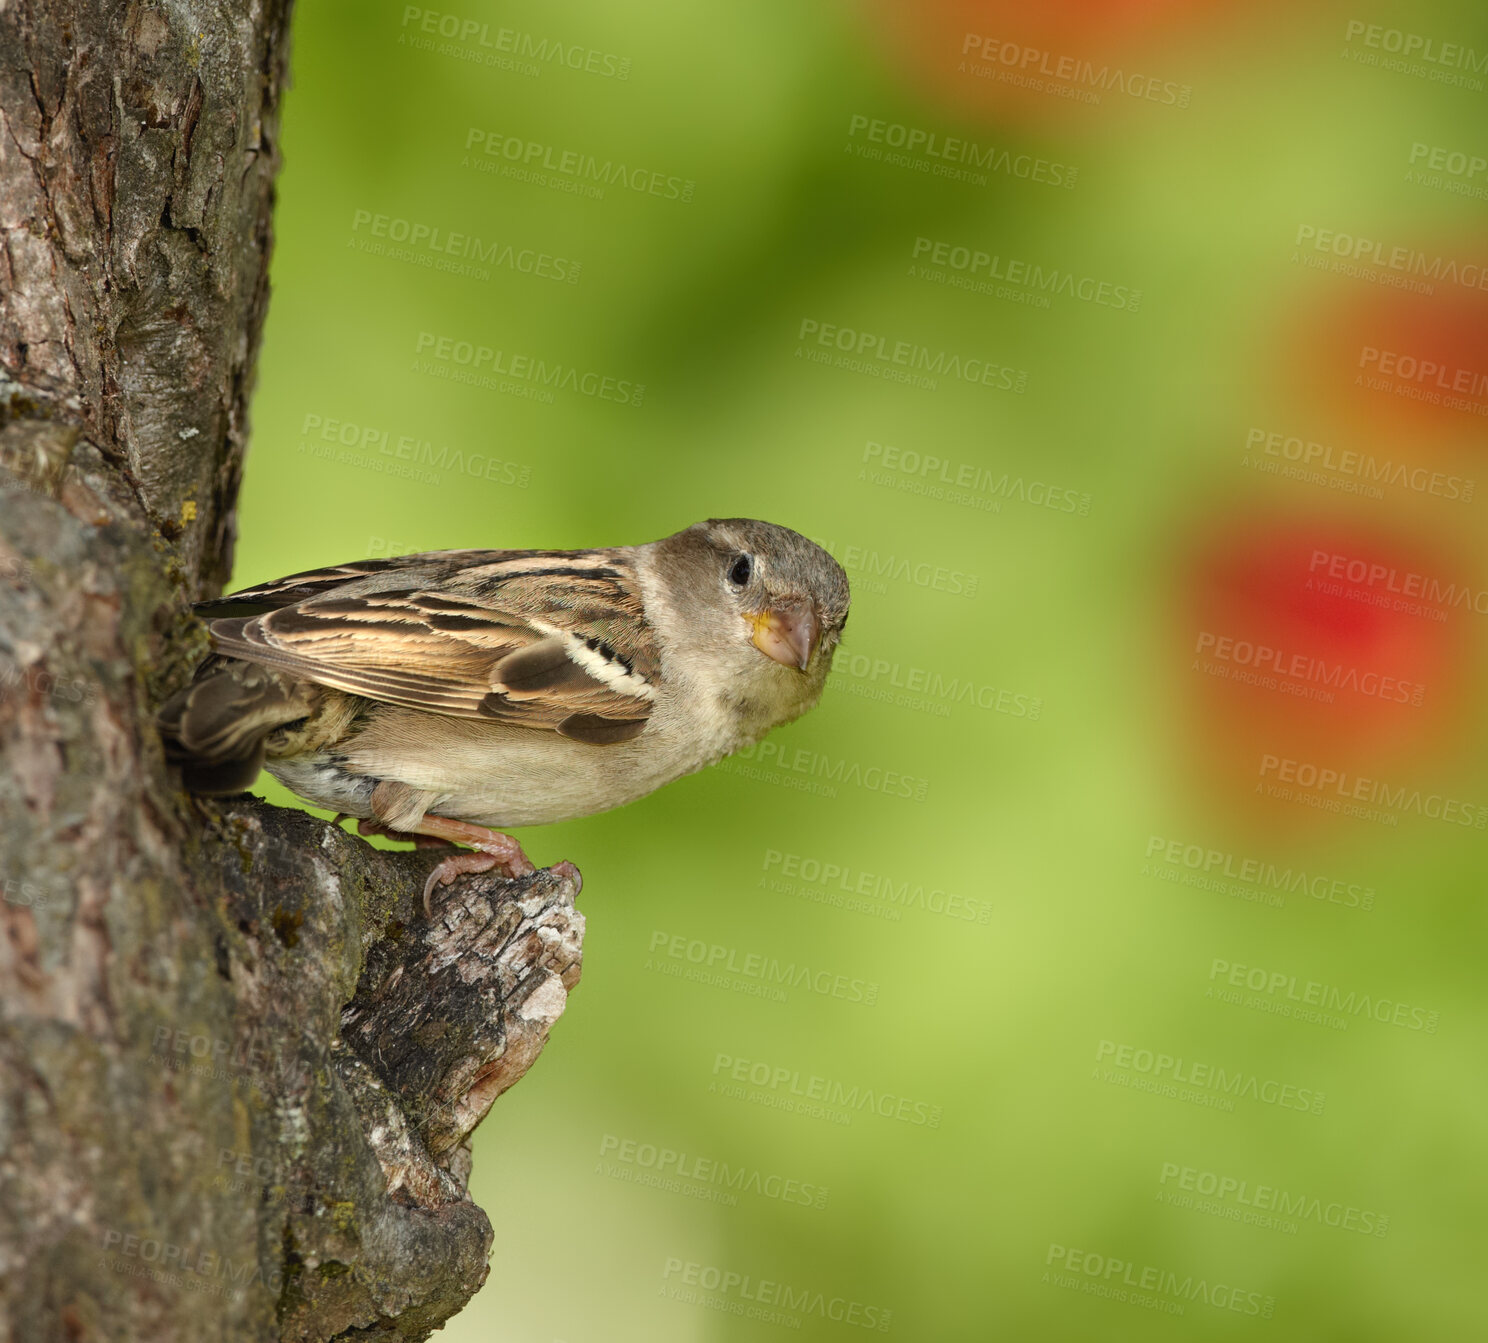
158, 658, 318, 796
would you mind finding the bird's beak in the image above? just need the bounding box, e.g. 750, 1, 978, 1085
747, 601, 820, 671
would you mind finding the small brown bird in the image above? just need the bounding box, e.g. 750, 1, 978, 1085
160, 519, 850, 911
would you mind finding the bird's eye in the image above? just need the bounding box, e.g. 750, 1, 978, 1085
728, 554, 754, 586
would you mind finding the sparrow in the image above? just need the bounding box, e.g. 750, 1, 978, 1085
159, 519, 851, 912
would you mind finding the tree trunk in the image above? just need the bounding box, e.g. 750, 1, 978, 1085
0, 5, 585, 1339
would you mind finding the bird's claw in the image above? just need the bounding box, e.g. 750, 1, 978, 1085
421, 836, 536, 917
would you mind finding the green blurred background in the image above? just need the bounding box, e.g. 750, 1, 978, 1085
239, 0, 1488, 1336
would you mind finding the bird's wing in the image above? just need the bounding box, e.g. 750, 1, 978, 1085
203, 551, 658, 744
193, 550, 509, 616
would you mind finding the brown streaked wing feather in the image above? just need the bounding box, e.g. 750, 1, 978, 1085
452, 560, 661, 685
195, 549, 519, 617
204, 553, 658, 737
557, 714, 648, 745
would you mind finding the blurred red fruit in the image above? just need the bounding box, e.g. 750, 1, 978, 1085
1181, 514, 1473, 819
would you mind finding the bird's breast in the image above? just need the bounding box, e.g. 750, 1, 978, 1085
331, 702, 720, 828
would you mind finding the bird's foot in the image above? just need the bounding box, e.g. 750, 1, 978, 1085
347, 811, 542, 916
421, 850, 506, 916
353, 818, 451, 850
413, 814, 536, 917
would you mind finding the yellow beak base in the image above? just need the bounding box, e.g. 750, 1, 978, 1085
748, 604, 819, 671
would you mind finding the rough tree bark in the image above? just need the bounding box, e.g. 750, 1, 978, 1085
0, 5, 585, 1340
